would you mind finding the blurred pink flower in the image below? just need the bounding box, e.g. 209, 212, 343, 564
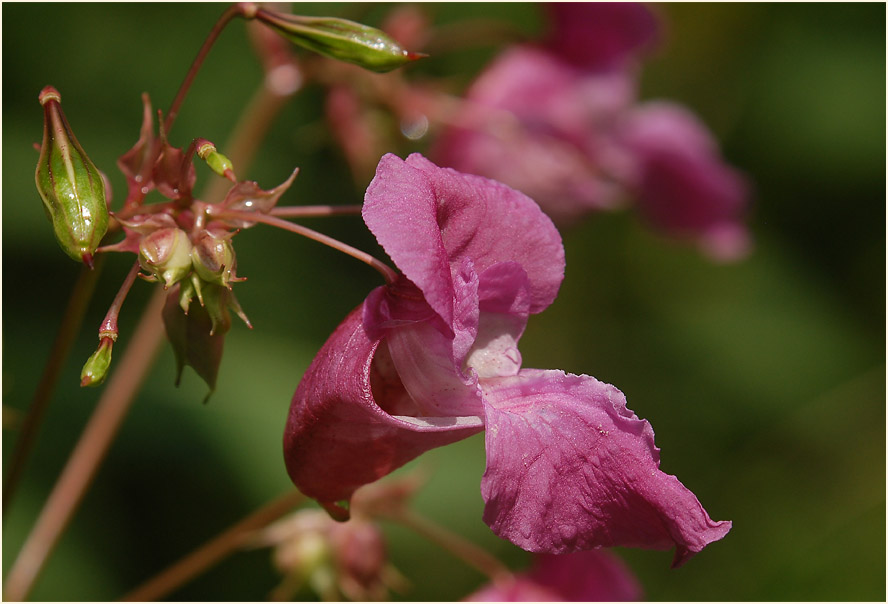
284, 153, 731, 566
432, 2, 750, 260
466, 550, 643, 602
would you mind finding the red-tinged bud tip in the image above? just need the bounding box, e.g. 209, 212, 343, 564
223, 168, 236, 182
238, 2, 258, 19
38, 86, 61, 106
82, 252, 95, 269
406, 52, 428, 61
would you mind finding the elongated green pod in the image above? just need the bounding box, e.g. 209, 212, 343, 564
252, 9, 424, 73
35, 86, 109, 266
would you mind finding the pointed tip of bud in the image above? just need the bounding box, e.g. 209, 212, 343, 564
80, 337, 113, 387
320, 500, 351, 522
405, 51, 428, 62
82, 252, 95, 269
38, 86, 61, 106
223, 168, 236, 182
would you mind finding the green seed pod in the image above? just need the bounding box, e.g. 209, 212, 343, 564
191, 230, 237, 288
80, 337, 113, 387
35, 86, 109, 266
139, 227, 193, 288
252, 9, 424, 73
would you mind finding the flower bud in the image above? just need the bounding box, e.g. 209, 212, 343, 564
35, 86, 109, 266
252, 9, 424, 73
138, 227, 193, 288
196, 140, 236, 181
80, 337, 113, 387
191, 230, 238, 288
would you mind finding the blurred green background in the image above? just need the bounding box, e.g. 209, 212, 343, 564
2, 3, 884, 601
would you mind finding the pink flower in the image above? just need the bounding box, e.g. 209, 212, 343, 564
466, 550, 643, 602
431, 3, 750, 260
284, 154, 731, 566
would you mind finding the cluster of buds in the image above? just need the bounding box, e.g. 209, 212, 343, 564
251, 475, 422, 601
35, 83, 298, 397
33, 4, 428, 398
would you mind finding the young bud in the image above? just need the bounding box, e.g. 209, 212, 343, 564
35, 86, 109, 266
252, 9, 424, 73
138, 227, 193, 288
191, 230, 239, 288
196, 140, 236, 181
80, 337, 113, 387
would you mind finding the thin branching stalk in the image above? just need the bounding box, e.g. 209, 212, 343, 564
270, 204, 362, 218
3, 288, 167, 601
120, 490, 307, 601
393, 508, 512, 581
2, 255, 106, 518
209, 208, 399, 284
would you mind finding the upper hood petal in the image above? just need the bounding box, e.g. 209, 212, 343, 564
363, 154, 565, 320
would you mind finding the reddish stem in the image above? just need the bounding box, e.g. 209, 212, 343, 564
98, 260, 141, 339
270, 204, 362, 218
163, 4, 246, 135
3, 289, 168, 601
209, 207, 399, 284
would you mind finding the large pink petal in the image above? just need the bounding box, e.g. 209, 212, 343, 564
479, 369, 731, 566
406, 154, 565, 314
283, 303, 484, 507
363, 154, 455, 327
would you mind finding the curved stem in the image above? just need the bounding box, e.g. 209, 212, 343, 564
210, 208, 399, 284
270, 204, 362, 218
163, 3, 244, 136
120, 489, 306, 602
2, 255, 106, 519
393, 508, 511, 581
3, 288, 167, 602
99, 261, 141, 338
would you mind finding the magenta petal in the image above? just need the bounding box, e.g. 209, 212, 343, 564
283, 304, 484, 506
364, 154, 565, 318
466, 550, 642, 602
479, 369, 731, 566
528, 550, 643, 602
544, 3, 659, 71
405, 154, 565, 314
620, 102, 750, 251
363, 154, 455, 327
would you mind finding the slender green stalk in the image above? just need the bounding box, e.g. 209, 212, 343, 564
2, 255, 105, 518
120, 490, 307, 601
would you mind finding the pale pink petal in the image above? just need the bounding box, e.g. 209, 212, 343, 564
283, 304, 484, 506
479, 369, 731, 566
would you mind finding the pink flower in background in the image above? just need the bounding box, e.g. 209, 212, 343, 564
466, 550, 643, 602
432, 2, 750, 260
284, 153, 731, 565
